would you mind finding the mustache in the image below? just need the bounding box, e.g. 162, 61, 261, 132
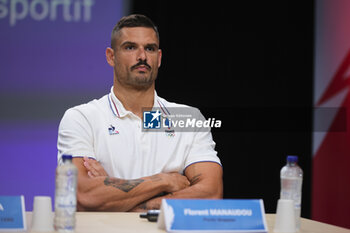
131, 60, 151, 70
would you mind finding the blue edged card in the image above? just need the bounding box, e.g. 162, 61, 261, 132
0, 196, 26, 231
157, 199, 267, 233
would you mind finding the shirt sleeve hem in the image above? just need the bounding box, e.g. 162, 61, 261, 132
183, 160, 222, 174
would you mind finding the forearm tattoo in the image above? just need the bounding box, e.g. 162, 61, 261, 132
104, 177, 144, 192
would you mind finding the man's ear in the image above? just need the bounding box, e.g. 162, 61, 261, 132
157, 49, 162, 68
106, 47, 115, 67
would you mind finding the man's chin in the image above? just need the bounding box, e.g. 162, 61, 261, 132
127, 78, 155, 90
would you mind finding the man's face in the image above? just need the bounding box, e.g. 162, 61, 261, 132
108, 27, 162, 90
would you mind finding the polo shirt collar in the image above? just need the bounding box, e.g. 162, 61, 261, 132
155, 95, 171, 117
108, 86, 170, 118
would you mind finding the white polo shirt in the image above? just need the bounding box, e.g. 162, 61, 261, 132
57, 87, 221, 179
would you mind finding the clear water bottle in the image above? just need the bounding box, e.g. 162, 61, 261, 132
280, 155, 303, 230
54, 155, 78, 232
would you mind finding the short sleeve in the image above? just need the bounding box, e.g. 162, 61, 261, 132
57, 108, 96, 164
183, 109, 222, 171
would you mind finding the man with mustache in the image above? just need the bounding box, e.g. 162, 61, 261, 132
57, 14, 223, 211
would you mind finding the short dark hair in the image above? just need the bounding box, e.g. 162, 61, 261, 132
111, 14, 159, 49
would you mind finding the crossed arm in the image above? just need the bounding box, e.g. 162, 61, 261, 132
72, 157, 190, 211
74, 157, 223, 212
130, 161, 223, 211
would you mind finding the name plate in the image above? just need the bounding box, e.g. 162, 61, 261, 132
157, 199, 267, 233
0, 196, 26, 231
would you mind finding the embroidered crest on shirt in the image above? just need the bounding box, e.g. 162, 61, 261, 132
164, 117, 175, 137
108, 125, 119, 135
165, 129, 175, 137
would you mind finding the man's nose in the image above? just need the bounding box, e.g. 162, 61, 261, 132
136, 47, 147, 61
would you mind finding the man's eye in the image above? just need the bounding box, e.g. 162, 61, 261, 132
146, 46, 156, 52
125, 45, 135, 50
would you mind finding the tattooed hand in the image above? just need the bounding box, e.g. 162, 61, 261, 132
83, 157, 109, 178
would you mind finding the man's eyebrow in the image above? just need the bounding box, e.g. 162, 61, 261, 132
120, 41, 137, 47
120, 41, 159, 49
145, 43, 159, 49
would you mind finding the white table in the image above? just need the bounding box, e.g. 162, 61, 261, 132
23, 212, 350, 233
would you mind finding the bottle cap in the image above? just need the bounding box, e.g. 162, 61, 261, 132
62, 155, 73, 162
287, 155, 298, 163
